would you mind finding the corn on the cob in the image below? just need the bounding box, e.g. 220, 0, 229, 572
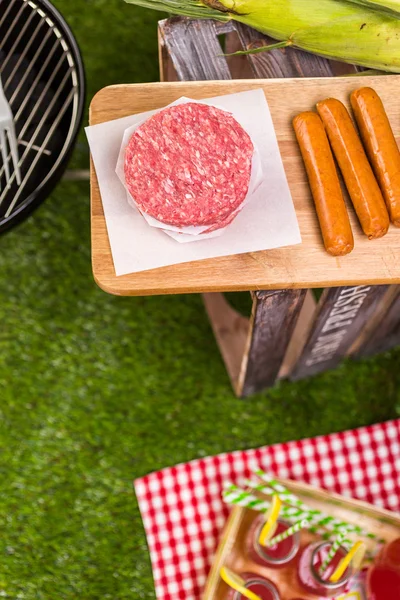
125, 0, 400, 72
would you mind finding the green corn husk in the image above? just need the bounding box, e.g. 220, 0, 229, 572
346, 0, 400, 18
124, 0, 400, 72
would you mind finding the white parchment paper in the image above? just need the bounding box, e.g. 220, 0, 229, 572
115, 96, 264, 242
85, 88, 301, 276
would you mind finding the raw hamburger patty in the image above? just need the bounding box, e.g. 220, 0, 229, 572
124, 102, 254, 227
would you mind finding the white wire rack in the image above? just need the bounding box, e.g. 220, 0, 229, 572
0, 0, 82, 221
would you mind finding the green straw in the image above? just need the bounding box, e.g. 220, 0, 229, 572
223, 479, 384, 548
222, 483, 380, 561
253, 471, 384, 542
253, 471, 304, 507
319, 533, 349, 576
266, 518, 310, 547
224, 483, 347, 537
223, 484, 327, 534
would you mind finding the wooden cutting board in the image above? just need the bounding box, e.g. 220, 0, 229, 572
90, 76, 400, 296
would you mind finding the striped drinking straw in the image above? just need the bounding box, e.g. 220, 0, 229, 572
252, 471, 384, 542
318, 533, 348, 576
223, 478, 384, 556
266, 518, 310, 547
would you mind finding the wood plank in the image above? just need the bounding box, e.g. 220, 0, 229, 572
238, 289, 306, 397
233, 23, 359, 79
158, 18, 232, 81
158, 26, 178, 83
203, 290, 313, 395
224, 28, 254, 79
159, 16, 360, 82
354, 286, 400, 358
202, 293, 249, 393
290, 285, 389, 380
90, 76, 400, 296
278, 290, 317, 379
347, 285, 399, 356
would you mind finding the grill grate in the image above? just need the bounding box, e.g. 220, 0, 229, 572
0, 0, 83, 228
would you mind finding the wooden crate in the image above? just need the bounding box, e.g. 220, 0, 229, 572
89, 17, 400, 396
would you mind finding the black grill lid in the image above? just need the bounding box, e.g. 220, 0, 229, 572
0, 0, 85, 232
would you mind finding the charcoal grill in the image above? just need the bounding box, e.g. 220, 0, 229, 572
0, 0, 85, 232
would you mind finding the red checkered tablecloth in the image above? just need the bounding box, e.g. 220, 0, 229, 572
134, 419, 400, 600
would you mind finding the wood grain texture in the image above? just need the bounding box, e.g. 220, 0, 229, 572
348, 285, 400, 356
232, 22, 359, 79
355, 286, 400, 358
158, 18, 232, 81
238, 289, 307, 397
158, 26, 178, 83
291, 285, 389, 380
203, 477, 400, 600
90, 76, 400, 296
224, 28, 255, 80
202, 291, 313, 395
158, 17, 360, 82
278, 290, 317, 379
202, 293, 249, 393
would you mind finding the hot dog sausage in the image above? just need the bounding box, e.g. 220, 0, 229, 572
317, 98, 389, 240
351, 87, 400, 227
293, 111, 354, 256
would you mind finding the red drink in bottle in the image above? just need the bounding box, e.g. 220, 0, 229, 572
297, 541, 352, 597
367, 538, 400, 599
226, 573, 280, 600
247, 516, 300, 568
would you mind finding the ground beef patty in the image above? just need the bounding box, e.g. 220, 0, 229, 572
124, 102, 253, 228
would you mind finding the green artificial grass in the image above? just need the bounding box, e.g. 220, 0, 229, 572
0, 1, 400, 597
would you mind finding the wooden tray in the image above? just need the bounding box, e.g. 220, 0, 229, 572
202, 478, 400, 599
90, 76, 400, 296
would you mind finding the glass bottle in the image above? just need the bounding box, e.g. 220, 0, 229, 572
367, 538, 400, 599
226, 572, 280, 600
297, 541, 352, 597
247, 516, 300, 568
